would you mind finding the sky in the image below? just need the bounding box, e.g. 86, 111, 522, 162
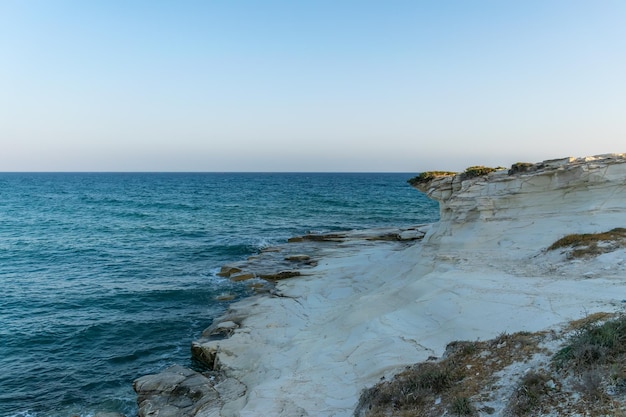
1, 0, 625, 172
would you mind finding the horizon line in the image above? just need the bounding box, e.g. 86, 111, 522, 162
0, 170, 424, 174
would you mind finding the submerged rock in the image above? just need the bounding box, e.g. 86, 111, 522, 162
229, 272, 255, 282
216, 266, 242, 278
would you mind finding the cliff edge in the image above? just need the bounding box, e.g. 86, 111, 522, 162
410, 154, 626, 257
411, 154, 626, 257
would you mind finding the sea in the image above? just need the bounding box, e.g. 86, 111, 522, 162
0, 172, 439, 417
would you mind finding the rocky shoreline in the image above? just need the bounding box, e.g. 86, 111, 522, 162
133, 225, 429, 417
214, 225, 427, 284
132, 153, 626, 417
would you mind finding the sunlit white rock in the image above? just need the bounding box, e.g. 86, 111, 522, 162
137, 153, 626, 417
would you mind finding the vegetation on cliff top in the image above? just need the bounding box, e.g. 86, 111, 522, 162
355, 331, 544, 417
407, 166, 502, 187
355, 313, 626, 417
547, 227, 626, 259
461, 165, 499, 179
508, 162, 535, 175
407, 171, 457, 186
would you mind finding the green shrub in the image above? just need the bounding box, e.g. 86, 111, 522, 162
353, 361, 459, 415
410, 363, 455, 393
407, 171, 457, 186
508, 162, 535, 175
554, 315, 626, 368
462, 166, 497, 179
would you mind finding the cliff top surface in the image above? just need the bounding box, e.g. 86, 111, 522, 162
409, 152, 626, 197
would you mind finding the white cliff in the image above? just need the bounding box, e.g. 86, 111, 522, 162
135, 153, 626, 417
415, 154, 626, 257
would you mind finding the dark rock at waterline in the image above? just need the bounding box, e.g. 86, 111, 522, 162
217, 225, 427, 288
259, 270, 301, 280
284, 254, 311, 261
288, 233, 345, 242
229, 272, 256, 281
216, 265, 242, 277
133, 364, 246, 417
134, 365, 218, 417
133, 225, 431, 416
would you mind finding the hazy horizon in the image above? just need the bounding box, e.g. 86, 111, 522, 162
2, 1, 625, 172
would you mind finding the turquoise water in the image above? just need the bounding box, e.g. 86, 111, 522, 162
0, 173, 438, 417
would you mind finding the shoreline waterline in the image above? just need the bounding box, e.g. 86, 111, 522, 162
136, 227, 434, 416
0, 173, 438, 417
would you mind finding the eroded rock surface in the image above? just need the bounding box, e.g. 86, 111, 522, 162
411, 153, 626, 257
133, 365, 245, 417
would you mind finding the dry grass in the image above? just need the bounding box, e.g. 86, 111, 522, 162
355, 315, 626, 417
565, 312, 615, 332
354, 332, 544, 417
505, 370, 551, 416
449, 396, 477, 416
554, 314, 626, 369
547, 228, 626, 258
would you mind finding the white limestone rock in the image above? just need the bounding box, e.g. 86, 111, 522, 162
136, 153, 626, 417
413, 153, 626, 257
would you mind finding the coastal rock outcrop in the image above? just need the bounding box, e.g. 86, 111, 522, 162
133, 365, 246, 417
215, 225, 425, 285
410, 153, 626, 256
135, 153, 626, 417
133, 226, 428, 416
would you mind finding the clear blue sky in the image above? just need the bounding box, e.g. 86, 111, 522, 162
1, 1, 625, 172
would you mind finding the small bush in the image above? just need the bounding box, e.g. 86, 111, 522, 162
462, 166, 497, 179
410, 363, 455, 393
609, 364, 626, 394
353, 361, 460, 416
574, 368, 606, 402
508, 162, 535, 175
407, 171, 457, 186
450, 396, 476, 416
554, 315, 626, 369
507, 371, 551, 416
461, 342, 478, 355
